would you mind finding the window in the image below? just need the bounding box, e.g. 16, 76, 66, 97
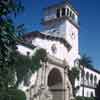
81, 69, 85, 84
27, 51, 30, 56
90, 74, 93, 86
70, 11, 72, 17
94, 75, 97, 87
86, 72, 89, 85
72, 13, 75, 20
67, 8, 69, 16
91, 92, 93, 97
62, 8, 66, 16
56, 8, 60, 18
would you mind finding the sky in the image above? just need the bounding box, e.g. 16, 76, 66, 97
15, 0, 100, 70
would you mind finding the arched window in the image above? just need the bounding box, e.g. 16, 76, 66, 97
91, 92, 93, 97
67, 8, 70, 16
62, 8, 66, 16
81, 70, 85, 85
94, 75, 97, 87
72, 13, 75, 20
48, 68, 62, 87
86, 72, 89, 85
56, 8, 60, 18
90, 74, 93, 86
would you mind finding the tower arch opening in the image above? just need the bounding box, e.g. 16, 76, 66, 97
47, 68, 64, 100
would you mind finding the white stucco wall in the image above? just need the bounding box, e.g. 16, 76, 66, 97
32, 37, 80, 67
32, 38, 68, 60
43, 19, 67, 38
16, 45, 34, 56
65, 20, 79, 67
43, 6, 79, 67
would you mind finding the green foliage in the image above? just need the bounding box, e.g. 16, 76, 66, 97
0, 0, 47, 99
75, 96, 96, 100
80, 54, 93, 68
0, 0, 24, 88
14, 48, 47, 86
0, 0, 26, 99
31, 48, 47, 72
14, 52, 33, 85
8, 88, 26, 100
68, 67, 80, 96
0, 0, 24, 16
0, 88, 26, 100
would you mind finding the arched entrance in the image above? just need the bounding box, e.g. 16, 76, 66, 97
47, 68, 64, 100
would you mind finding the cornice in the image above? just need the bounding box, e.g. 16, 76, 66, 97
44, 1, 79, 16
23, 31, 72, 51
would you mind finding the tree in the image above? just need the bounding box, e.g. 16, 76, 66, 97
68, 67, 80, 96
79, 54, 93, 68
15, 48, 47, 86
79, 54, 93, 97
0, 1, 47, 100
0, 88, 26, 100
0, 0, 25, 99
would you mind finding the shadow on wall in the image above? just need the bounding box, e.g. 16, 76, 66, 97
95, 80, 100, 100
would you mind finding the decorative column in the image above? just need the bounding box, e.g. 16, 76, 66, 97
64, 66, 68, 100
64, 65, 74, 100
39, 61, 49, 100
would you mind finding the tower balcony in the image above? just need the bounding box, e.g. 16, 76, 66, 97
42, 0, 80, 29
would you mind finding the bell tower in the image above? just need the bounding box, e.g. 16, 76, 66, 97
42, 0, 80, 55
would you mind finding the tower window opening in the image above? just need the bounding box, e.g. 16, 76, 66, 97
70, 11, 72, 17
62, 8, 66, 16
56, 8, 60, 18
72, 13, 75, 20
67, 8, 69, 16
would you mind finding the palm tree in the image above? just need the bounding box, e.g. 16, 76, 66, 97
79, 54, 93, 97
80, 54, 93, 68
68, 67, 80, 96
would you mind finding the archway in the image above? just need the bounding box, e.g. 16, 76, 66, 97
86, 72, 89, 85
90, 74, 93, 86
47, 68, 64, 100
94, 75, 97, 87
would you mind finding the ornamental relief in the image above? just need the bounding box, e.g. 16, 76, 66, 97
51, 43, 57, 54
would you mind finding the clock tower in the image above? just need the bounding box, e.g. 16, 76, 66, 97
42, 0, 80, 54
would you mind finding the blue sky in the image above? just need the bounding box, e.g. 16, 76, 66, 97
15, 0, 100, 70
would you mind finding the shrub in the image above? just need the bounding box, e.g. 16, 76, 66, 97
8, 88, 26, 100
75, 96, 96, 100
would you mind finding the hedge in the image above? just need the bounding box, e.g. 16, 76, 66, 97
75, 96, 96, 100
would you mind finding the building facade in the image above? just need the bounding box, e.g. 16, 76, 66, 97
75, 66, 100, 97
17, 1, 100, 100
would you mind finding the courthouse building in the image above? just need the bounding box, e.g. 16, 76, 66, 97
17, 1, 100, 100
